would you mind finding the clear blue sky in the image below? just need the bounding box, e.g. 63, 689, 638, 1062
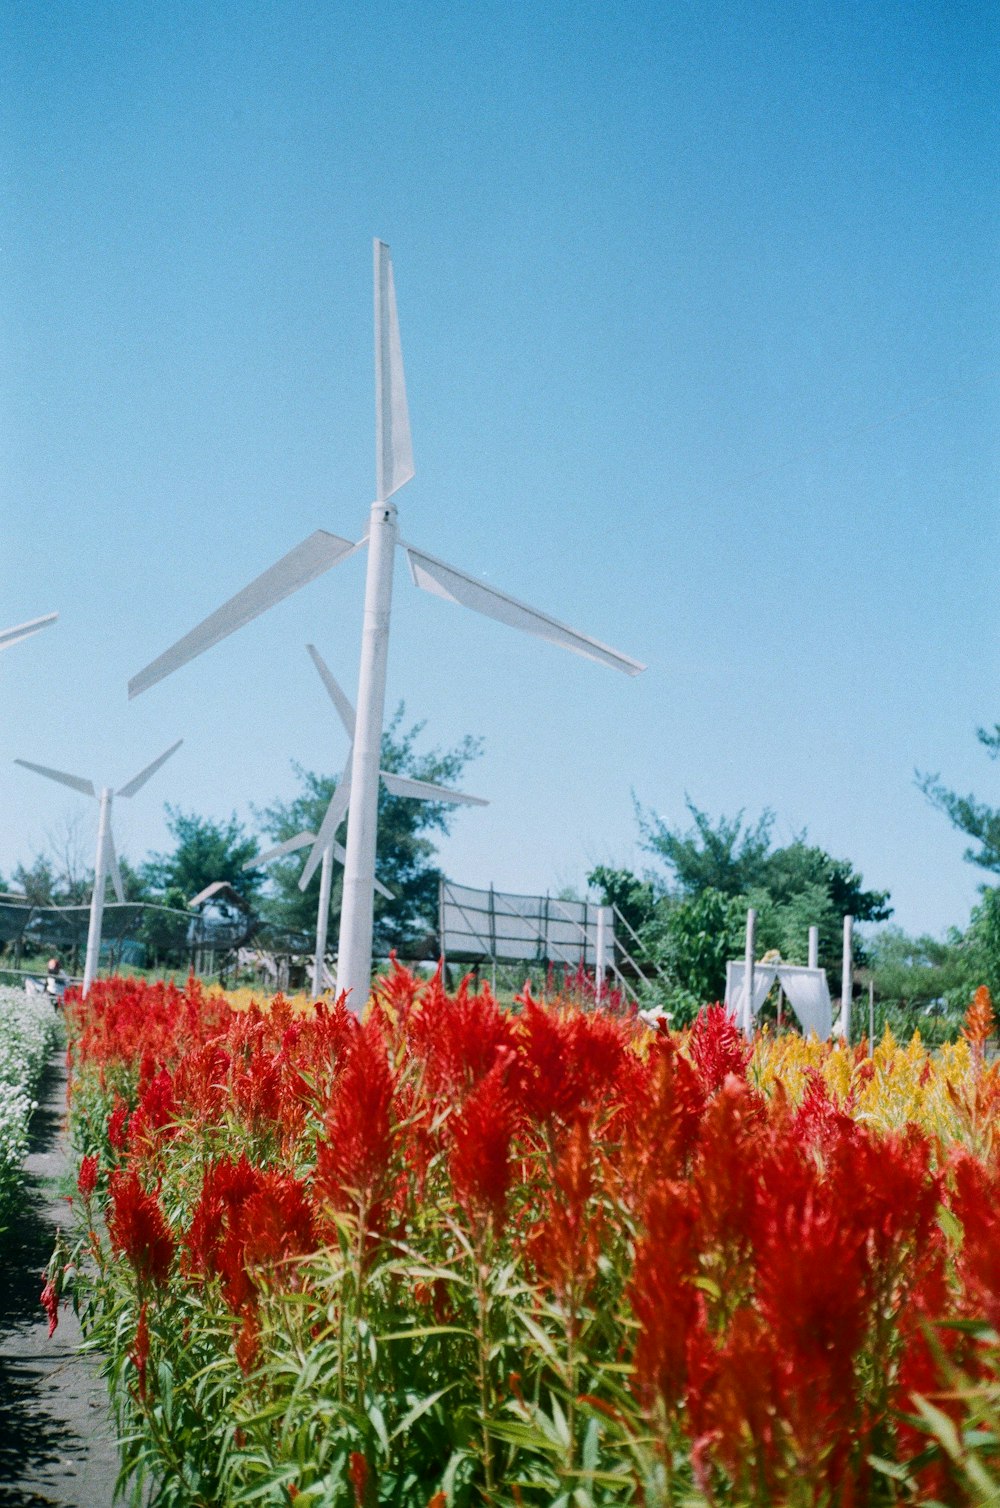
2, 0, 997, 939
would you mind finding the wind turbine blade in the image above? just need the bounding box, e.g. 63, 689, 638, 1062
374, 240, 414, 502
306, 644, 356, 739
128, 531, 361, 699
329, 840, 394, 900
404, 545, 646, 677
379, 771, 488, 807
14, 759, 95, 797
244, 831, 316, 869
0, 613, 58, 651
117, 738, 183, 798
106, 832, 125, 903
298, 779, 352, 891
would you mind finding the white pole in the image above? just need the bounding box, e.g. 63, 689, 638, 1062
808, 925, 819, 970
336, 499, 398, 1010
839, 914, 854, 1041
313, 844, 334, 997
595, 904, 607, 1002
743, 907, 757, 1035
83, 787, 112, 995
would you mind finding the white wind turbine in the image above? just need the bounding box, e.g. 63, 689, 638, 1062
14, 740, 183, 993
1, 613, 58, 653
129, 240, 645, 1009
245, 642, 487, 996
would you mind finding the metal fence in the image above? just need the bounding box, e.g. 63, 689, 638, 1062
0, 898, 269, 982
1, 881, 661, 1004
439, 879, 613, 968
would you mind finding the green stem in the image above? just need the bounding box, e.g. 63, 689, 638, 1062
475, 1231, 495, 1502
354, 1197, 368, 1403
564, 1298, 578, 1484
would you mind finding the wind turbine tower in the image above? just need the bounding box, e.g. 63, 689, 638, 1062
15, 740, 182, 992
129, 241, 644, 1010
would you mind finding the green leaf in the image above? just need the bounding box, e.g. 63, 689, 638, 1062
581, 1416, 600, 1474
377, 1324, 475, 1342
390, 1384, 458, 1441
367, 1399, 390, 1455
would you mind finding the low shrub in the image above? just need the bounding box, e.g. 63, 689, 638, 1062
0, 984, 60, 1224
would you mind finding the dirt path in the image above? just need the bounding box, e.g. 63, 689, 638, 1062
0, 1048, 121, 1506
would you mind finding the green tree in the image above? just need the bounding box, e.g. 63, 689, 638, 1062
959, 886, 1000, 1007
639, 800, 891, 929
255, 708, 482, 957
142, 808, 264, 910
918, 724, 1000, 874
586, 865, 658, 939
867, 926, 969, 1014
593, 800, 892, 1010
641, 887, 748, 1023
11, 856, 57, 906
637, 798, 774, 898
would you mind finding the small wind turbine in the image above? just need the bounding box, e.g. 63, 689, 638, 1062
129, 240, 644, 1009
1, 613, 57, 653
15, 740, 183, 992
245, 643, 487, 996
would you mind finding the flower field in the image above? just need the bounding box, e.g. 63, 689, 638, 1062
55, 971, 1000, 1506
0, 984, 59, 1226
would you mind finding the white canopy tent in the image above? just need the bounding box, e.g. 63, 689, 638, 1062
725, 959, 833, 1040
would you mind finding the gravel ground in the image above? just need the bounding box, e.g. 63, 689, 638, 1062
0, 1048, 121, 1507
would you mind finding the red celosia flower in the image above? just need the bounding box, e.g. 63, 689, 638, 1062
348, 1451, 369, 1506
950, 1151, 1000, 1332
77, 1154, 98, 1199
129, 1068, 178, 1148
239, 1170, 316, 1272
370, 952, 425, 1028
449, 1059, 515, 1231
526, 1114, 604, 1301
513, 997, 627, 1126
184, 1155, 261, 1279
688, 1308, 783, 1497
236, 1312, 260, 1374
963, 985, 996, 1068
690, 1075, 765, 1272
132, 1302, 150, 1400
791, 1068, 856, 1150
628, 1178, 700, 1414
687, 1004, 751, 1092
40, 1278, 60, 1338
185, 1157, 315, 1321
107, 1167, 175, 1285
615, 1034, 706, 1203
107, 1096, 130, 1153
171, 1039, 232, 1122
407, 971, 517, 1098
314, 1018, 396, 1225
